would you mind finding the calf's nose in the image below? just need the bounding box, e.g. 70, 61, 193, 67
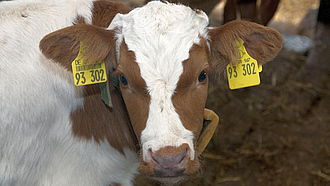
150, 145, 189, 177
152, 150, 186, 168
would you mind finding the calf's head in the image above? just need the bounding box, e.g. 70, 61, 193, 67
40, 1, 283, 184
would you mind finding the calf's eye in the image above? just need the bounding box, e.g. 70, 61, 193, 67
198, 71, 207, 83
119, 74, 128, 86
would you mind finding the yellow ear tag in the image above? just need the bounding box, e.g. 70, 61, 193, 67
197, 108, 219, 155
226, 38, 261, 90
72, 42, 107, 86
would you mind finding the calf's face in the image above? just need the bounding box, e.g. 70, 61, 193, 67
40, 1, 283, 184
109, 3, 211, 181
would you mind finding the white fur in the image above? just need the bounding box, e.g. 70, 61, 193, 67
0, 0, 138, 185
109, 1, 209, 160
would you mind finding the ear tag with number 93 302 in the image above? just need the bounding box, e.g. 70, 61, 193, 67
226, 38, 262, 90
71, 43, 107, 86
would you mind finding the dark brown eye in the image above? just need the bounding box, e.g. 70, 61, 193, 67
198, 71, 207, 83
119, 74, 128, 86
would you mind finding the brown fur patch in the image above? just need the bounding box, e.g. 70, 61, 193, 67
92, 0, 132, 27
71, 82, 138, 153
117, 41, 150, 141
73, 16, 87, 25
173, 39, 210, 139
208, 20, 283, 76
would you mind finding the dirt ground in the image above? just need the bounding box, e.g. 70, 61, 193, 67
115, 0, 330, 185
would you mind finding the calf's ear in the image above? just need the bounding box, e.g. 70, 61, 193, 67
39, 24, 116, 71
208, 20, 283, 75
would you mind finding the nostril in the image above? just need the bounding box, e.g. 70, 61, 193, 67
151, 148, 188, 169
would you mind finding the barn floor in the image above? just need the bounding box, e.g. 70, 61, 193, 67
114, 0, 329, 185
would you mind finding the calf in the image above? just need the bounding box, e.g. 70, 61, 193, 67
0, 0, 283, 185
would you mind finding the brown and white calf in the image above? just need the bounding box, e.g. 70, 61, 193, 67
0, 0, 283, 185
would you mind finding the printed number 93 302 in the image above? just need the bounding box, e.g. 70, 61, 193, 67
74, 69, 106, 85
226, 58, 260, 90
227, 60, 257, 79
72, 61, 108, 86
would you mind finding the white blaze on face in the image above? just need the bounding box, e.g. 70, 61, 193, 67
109, 1, 209, 160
